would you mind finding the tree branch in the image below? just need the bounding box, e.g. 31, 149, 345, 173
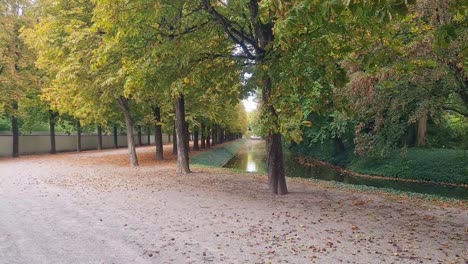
443, 106, 468, 117
200, 0, 258, 60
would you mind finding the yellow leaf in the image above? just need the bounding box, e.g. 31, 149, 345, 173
302, 121, 312, 127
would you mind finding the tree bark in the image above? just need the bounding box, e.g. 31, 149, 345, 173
153, 106, 164, 160
137, 125, 142, 146
49, 111, 57, 154
212, 125, 217, 146
266, 133, 287, 194
185, 121, 190, 153
76, 121, 82, 152
193, 128, 199, 151
118, 97, 139, 167
97, 125, 103, 150
334, 137, 346, 155
12, 101, 19, 158
172, 121, 177, 155
417, 112, 428, 147
218, 127, 223, 144
174, 95, 190, 174
113, 125, 119, 149
206, 126, 211, 148
200, 122, 206, 149
147, 127, 151, 145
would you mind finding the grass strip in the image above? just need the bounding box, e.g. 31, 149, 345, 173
191, 139, 247, 167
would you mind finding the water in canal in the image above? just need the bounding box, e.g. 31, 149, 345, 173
224, 140, 468, 200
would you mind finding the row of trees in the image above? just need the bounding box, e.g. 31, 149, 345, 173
0, 0, 248, 162
1, 0, 466, 194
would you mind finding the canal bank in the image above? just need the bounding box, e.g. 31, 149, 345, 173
190, 139, 247, 167
223, 140, 468, 200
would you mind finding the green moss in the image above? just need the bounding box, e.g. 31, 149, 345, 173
191, 139, 247, 167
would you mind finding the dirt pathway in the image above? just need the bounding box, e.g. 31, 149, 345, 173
0, 145, 466, 263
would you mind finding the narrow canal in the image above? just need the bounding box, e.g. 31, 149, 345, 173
224, 140, 468, 200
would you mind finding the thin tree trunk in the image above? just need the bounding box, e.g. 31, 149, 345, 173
113, 125, 119, 149
206, 126, 211, 148
193, 128, 199, 151
417, 112, 428, 147
118, 97, 139, 167
137, 125, 142, 146
218, 127, 223, 144
153, 106, 163, 160
174, 95, 190, 174
12, 101, 19, 158
263, 73, 288, 195
147, 127, 151, 145
334, 137, 346, 155
49, 111, 56, 154
185, 121, 190, 153
212, 125, 217, 146
76, 121, 82, 152
172, 121, 177, 155
200, 122, 206, 149
168, 133, 171, 143
97, 125, 103, 150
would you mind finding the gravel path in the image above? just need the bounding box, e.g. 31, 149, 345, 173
0, 145, 466, 264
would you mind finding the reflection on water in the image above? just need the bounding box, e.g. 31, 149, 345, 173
224, 140, 468, 200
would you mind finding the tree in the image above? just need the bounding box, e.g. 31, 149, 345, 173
0, 0, 37, 157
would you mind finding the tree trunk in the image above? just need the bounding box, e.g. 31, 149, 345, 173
218, 127, 223, 144
174, 95, 190, 174
137, 125, 142, 146
153, 106, 164, 160
49, 111, 57, 154
262, 74, 288, 195
118, 97, 139, 167
200, 122, 206, 149
147, 127, 151, 145
97, 125, 103, 150
334, 137, 346, 155
172, 121, 177, 155
417, 112, 428, 147
11, 101, 19, 158
113, 125, 119, 149
193, 128, 199, 151
212, 125, 217, 146
185, 121, 190, 153
168, 133, 171, 143
76, 121, 82, 152
265, 133, 287, 194
206, 126, 211, 148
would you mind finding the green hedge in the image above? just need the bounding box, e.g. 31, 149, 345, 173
348, 148, 468, 185
291, 142, 468, 185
